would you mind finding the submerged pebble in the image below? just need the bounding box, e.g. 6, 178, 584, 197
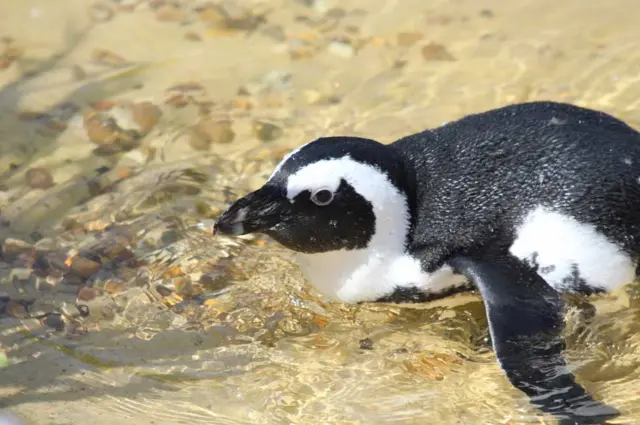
5, 300, 28, 319
25, 167, 55, 189
103, 279, 127, 294
84, 111, 135, 152
89, 2, 115, 22
129, 101, 163, 135
288, 38, 316, 59
71, 64, 88, 81
359, 337, 374, 350
115, 0, 140, 12
184, 31, 202, 42
83, 101, 161, 152
91, 48, 129, 67
396, 31, 423, 46
77, 286, 101, 302
421, 42, 456, 61
165, 93, 190, 108
155, 4, 186, 22
197, 2, 264, 31
190, 119, 235, 149
41, 314, 65, 331
253, 121, 283, 142
2, 238, 33, 254
66, 255, 102, 278
327, 40, 355, 58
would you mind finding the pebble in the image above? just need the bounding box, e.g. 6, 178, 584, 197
91, 49, 128, 67
91, 100, 116, 111
148, 0, 165, 9
327, 40, 355, 58
41, 314, 65, 331
230, 97, 253, 111
2, 238, 33, 254
10, 268, 33, 283
288, 39, 316, 60
5, 300, 28, 319
253, 121, 283, 142
66, 255, 101, 278
104, 279, 127, 294
222, 2, 264, 30
261, 25, 286, 42
88, 2, 115, 22
116, 0, 140, 12
421, 42, 456, 61
108, 104, 142, 133
359, 337, 374, 350
396, 31, 423, 47
173, 276, 193, 296
130, 101, 162, 135
25, 167, 55, 189
480, 9, 494, 18
199, 273, 230, 292
184, 31, 202, 42
165, 93, 190, 108
155, 284, 173, 297
57, 281, 82, 294
71, 64, 88, 81
155, 4, 186, 22
101, 238, 134, 261
84, 219, 109, 232
35, 276, 56, 292
83, 111, 138, 152
16, 111, 46, 121
197, 4, 226, 26
198, 2, 263, 30
77, 286, 101, 302
115, 166, 134, 180
190, 119, 235, 150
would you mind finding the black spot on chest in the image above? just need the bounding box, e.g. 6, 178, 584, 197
523, 258, 606, 295
562, 263, 605, 295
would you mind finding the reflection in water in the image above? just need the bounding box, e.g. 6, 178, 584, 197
1, 0, 640, 424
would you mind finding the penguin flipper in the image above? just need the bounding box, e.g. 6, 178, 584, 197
449, 253, 620, 425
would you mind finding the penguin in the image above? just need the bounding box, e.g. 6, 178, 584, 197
213, 101, 639, 424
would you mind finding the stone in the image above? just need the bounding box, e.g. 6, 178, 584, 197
25, 167, 54, 189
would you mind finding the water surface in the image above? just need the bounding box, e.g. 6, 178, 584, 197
1, 0, 640, 424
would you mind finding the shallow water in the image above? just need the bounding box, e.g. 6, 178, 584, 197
1, 0, 640, 424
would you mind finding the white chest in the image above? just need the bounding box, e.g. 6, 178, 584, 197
295, 249, 468, 303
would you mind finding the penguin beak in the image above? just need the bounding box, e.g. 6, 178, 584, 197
214, 186, 286, 236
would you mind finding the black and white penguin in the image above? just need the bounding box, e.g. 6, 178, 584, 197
214, 101, 639, 424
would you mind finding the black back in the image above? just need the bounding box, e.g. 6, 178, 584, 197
393, 101, 640, 269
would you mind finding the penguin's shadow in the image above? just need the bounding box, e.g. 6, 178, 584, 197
0, 323, 248, 410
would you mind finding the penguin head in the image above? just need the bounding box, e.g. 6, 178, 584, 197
214, 137, 414, 255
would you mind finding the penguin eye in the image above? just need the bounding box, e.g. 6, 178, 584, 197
311, 188, 334, 206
